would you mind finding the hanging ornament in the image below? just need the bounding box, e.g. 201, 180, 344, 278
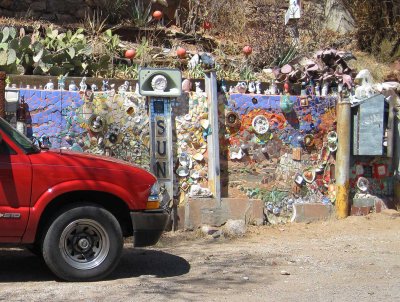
177, 47, 187, 59
125, 49, 136, 59
243, 45, 253, 56
152, 10, 163, 20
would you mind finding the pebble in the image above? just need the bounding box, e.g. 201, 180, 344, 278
212, 230, 222, 238
280, 270, 290, 275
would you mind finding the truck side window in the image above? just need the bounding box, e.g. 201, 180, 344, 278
0, 140, 17, 155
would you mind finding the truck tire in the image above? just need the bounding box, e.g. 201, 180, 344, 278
42, 204, 123, 281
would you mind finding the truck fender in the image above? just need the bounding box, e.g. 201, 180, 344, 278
22, 180, 139, 243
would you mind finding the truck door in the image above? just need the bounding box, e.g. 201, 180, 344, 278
0, 137, 32, 240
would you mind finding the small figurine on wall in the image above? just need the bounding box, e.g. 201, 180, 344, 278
182, 79, 192, 93
256, 81, 261, 94
58, 74, 66, 90
69, 80, 78, 91
80, 77, 87, 92
220, 79, 227, 93
248, 81, 256, 93
44, 79, 54, 90
236, 82, 247, 94
118, 81, 129, 93
195, 82, 203, 94
5, 76, 10, 89
102, 80, 110, 91
269, 81, 277, 95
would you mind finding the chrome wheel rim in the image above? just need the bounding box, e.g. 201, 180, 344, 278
59, 219, 110, 270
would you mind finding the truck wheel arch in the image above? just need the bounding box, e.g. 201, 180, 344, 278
23, 183, 136, 244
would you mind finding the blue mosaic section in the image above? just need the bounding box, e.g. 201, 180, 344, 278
20, 89, 85, 148
228, 94, 297, 113
227, 94, 336, 148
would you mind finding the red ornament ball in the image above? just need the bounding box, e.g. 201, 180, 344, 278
152, 10, 163, 20
176, 47, 187, 59
203, 21, 212, 30
284, 82, 290, 92
124, 49, 136, 59
243, 45, 253, 56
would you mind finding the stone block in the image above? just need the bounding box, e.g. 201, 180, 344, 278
181, 198, 264, 229
176, 205, 185, 230
201, 207, 227, 226
184, 198, 218, 230
353, 198, 375, 208
292, 203, 333, 223
351, 206, 372, 216
222, 198, 264, 224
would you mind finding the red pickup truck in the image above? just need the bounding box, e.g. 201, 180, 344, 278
0, 117, 169, 281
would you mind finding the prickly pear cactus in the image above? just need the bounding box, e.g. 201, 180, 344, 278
6, 49, 16, 65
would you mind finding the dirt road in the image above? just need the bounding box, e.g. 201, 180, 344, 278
0, 213, 399, 302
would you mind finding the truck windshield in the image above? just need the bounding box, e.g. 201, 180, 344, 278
0, 117, 40, 154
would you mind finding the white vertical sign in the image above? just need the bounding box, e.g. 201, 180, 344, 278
285, 0, 301, 25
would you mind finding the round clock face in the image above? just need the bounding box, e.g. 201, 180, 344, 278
151, 75, 168, 92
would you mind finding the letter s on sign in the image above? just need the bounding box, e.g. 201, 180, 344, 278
156, 119, 165, 136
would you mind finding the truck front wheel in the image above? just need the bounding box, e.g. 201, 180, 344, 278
42, 204, 123, 281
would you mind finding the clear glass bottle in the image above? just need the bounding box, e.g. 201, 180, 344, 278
16, 96, 27, 135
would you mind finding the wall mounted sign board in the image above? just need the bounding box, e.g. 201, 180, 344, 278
139, 68, 182, 97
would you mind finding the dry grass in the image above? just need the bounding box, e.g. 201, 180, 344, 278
348, 51, 392, 82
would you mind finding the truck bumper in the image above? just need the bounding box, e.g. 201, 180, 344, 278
130, 210, 169, 247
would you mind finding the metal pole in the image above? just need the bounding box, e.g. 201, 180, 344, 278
394, 115, 400, 207
0, 72, 6, 118
335, 89, 351, 218
391, 91, 400, 206
205, 71, 221, 203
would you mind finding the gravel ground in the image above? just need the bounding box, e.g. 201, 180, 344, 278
0, 212, 399, 302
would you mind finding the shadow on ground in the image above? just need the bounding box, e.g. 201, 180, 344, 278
0, 247, 190, 282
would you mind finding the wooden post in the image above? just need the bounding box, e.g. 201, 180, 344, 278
0, 72, 6, 118
384, 90, 400, 206
335, 89, 351, 218
205, 71, 221, 203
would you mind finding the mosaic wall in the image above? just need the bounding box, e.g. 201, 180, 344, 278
219, 93, 339, 222
9, 88, 394, 221
19, 89, 151, 169
172, 92, 210, 203
218, 92, 395, 222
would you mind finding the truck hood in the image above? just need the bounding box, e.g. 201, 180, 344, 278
28, 149, 157, 210
58, 149, 142, 169
31, 148, 152, 173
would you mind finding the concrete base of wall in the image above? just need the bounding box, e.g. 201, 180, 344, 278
177, 200, 336, 229
292, 203, 334, 223
177, 198, 264, 230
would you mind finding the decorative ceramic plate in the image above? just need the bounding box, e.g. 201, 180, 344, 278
252, 115, 270, 134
